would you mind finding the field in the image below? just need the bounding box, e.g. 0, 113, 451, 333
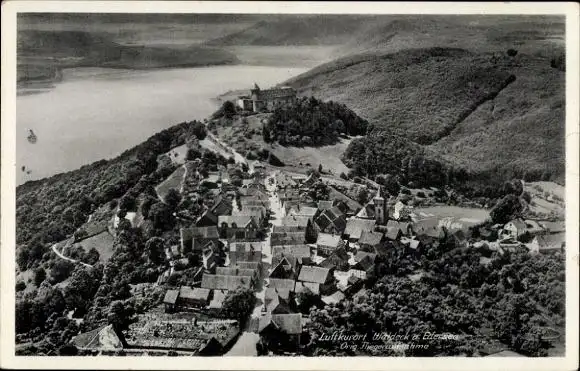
210, 113, 357, 176
413, 206, 490, 229
155, 165, 186, 200
73, 231, 116, 263
164, 144, 189, 166
523, 181, 565, 218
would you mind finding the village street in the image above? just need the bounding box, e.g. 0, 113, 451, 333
225, 171, 281, 356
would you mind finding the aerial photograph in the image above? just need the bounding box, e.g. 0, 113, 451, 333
13, 11, 567, 358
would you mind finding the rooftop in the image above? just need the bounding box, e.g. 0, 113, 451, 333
298, 266, 331, 284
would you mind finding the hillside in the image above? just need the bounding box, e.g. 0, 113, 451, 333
205, 15, 375, 47
285, 47, 565, 182
17, 30, 239, 83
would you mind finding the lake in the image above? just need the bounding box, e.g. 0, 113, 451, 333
16, 64, 307, 185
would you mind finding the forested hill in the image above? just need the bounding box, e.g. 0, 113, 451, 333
17, 30, 239, 83
204, 15, 375, 47
285, 46, 565, 183
16, 121, 207, 247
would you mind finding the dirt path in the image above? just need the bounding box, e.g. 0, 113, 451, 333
51, 241, 93, 268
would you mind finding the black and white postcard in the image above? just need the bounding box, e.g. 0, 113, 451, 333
1, 1, 578, 370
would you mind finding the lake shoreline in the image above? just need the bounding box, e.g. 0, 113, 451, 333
17, 64, 308, 186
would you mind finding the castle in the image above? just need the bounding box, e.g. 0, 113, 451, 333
237, 83, 296, 113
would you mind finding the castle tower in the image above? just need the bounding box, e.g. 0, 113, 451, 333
250, 83, 261, 112
373, 187, 387, 225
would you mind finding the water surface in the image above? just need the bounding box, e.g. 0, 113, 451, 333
17, 65, 306, 185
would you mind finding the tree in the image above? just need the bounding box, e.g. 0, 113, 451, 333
145, 237, 166, 265
34, 267, 47, 287
297, 289, 320, 314
221, 288, 256, 324
214, 101, 237, 120
490, 194, 523, 224
83, 248, 100, 265
50, 260, 75, 284
16, 280, 26, 292
318, 164, 323, 173
164, 188, 182, 210
149, 202, 172, 230
507, 48, 518, 57
107, 300, 134, 331
186, 148, 201, 161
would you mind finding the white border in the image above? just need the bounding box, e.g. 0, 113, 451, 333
1, 2, 579, 370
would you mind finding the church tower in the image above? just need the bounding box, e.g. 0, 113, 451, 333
373, 187, 387, 225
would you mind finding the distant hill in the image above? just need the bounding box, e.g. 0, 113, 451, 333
205, 15, 375, 47
285, 46, 565, 182
17, 30, 239, 83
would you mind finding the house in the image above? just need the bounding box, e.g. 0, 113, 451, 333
385, 220, 413, 237
195, 210, 218, 227
503, 218, 528, 239
264, 288, 294, 314
236, 261, 261, 271
319, 247, 349, 271
385, 226, 402, 241
392, 200, 412, 221
202, 172, 221, 188
539, 221, 565, 234
239, 187, 269, 200
270, 231, 306, 247
208, 289, 227, 311
339, 275, 364, 296
181, 226, 220, 253
280, 215, 317, 242
294, 281, 321, 295
200, 240, 222, 271
232, 205, 268, 225
178, 286, 212, 308
272, 245, 312, 261
258, 313, 302, 350
229, 242, 262, 266
523, 219, 544, 235
239, 196, 269, 208
344, 219, 376, 242
354, 251, 377, 264
316, 233, 345, 257
201, 273, 254, 291
321, 290, 346, 305
529, 232, 565, 254
275, 172, 298, 189
287, 205, 318, 220
218, 215, 259, 240
358, 231, 384, 250
270, 255, 300, 280
170, 244, 181, 258
238, 83, 296, 112
314, 207, 347, 235
210, 196, 233, 216
350, 255, 375, 280
298, 266, 335, 295
268, 278, 296, 292
216, 266, 259, 285
163, 289, 179, 313
414, 218, 445, 240
317, 200, 334, 211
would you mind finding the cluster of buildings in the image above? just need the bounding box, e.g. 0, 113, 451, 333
236, 83, 297, 113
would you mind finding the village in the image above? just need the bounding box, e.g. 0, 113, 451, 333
68, 133, 566, 356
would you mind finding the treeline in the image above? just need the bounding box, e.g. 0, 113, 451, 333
342, 130, 560, 198
342, 131, 466, 188
16, 120, 206, 270
263, 96, 368, 146
304, 237, 564, 357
